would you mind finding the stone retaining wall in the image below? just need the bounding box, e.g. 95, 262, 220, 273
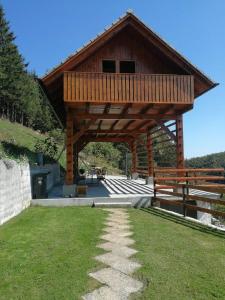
0, 159, 31, 225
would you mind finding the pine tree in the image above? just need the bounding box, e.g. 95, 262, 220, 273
0, 5, 26, 108
21, 72, 56, 131
0, 5, 56, 132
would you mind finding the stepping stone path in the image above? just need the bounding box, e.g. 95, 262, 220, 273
83, 208, 143, 299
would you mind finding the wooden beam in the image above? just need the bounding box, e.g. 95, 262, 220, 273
104, 103, 111, 113
97, 120, 103, 131
133, 120, 154, 131
97, 103, 111, 130
136, 105, 176, 131
73, 118, 97, 143
110, 120, 119, 131
131, 140, 137, 173
141, 104, 155, 114
85, 102, 90, 113
66, 110, 74, 185
176, 115, 184, 169
73, 143, 78, 179
123, 120, 135, 130
85, 129, 146, 134
156, 120, 176, 142
147, 132, 153, 176
85, 137, 133, 143
74, 113, 177, 120
76, 136, 89, 153
110, 103, 132, 130
122, 104, 154, 130
135, 135, 146, 147
78, 140, 89, 153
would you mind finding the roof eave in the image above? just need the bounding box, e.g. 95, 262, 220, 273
195, 82, 219, 99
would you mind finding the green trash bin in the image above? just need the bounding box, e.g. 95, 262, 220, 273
31, 171, 49, 199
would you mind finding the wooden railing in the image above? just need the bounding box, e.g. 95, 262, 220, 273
153, 168, 225, 220
64, 72, 194, 104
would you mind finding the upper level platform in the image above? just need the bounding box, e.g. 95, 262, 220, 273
64, 72, 194, 104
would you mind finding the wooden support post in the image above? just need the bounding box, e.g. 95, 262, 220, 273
73, 143, 78, 181
131, 140, 137, 174
147, 132, 153, 177
176, 115, 184, 169
66, 110, 74, 185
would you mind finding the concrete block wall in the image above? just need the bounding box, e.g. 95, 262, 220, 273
0, 159, 31, 225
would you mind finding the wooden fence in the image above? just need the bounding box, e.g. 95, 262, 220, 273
153, 168, 225, 219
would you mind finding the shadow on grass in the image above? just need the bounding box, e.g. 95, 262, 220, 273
140, 207, 225, 239
1, 141, 54, 164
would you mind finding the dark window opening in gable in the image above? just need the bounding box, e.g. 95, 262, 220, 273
120, 61, 135, 73
102, 60, 116, 73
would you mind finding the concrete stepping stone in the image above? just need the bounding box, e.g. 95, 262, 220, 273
82, 209, 144, 300
82, 286, 126, 300
103, 227, 133, 237
97, 242, 138, 258
106, 216, 130, 223
106, 217, 130, 225
100, 233, 135, 246
103, 208, 127, 213
105, 213, 130, 219
105, 221, 131, 230
95, 252, 141, 274
89, 267, 143, 298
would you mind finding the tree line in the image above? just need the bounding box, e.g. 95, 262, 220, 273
0, 5, 56, 132
186, 151, 225, 169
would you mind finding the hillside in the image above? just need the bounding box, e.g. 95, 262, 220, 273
0, 119, 65, 166
0, 119, 121, 174
186, 151, 225, 169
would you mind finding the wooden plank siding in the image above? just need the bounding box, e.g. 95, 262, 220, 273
64, 72, 194, 104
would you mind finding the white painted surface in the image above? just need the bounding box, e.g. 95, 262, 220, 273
0, 159, 31, 225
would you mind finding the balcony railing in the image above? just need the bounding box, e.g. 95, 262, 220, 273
64, 72, 194, 104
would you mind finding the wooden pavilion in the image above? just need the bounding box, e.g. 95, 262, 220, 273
40, 11, 217, 192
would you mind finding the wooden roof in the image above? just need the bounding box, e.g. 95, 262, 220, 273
42, 11, 217, 97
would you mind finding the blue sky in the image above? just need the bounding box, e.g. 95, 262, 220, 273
1, 0, 225, 159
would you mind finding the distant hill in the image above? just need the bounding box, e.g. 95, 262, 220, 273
186, 152, 225, 169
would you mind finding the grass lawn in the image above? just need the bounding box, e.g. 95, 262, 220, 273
1, 206, 225, 300
129, 208, 225, 300
0, 207, 107, 300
